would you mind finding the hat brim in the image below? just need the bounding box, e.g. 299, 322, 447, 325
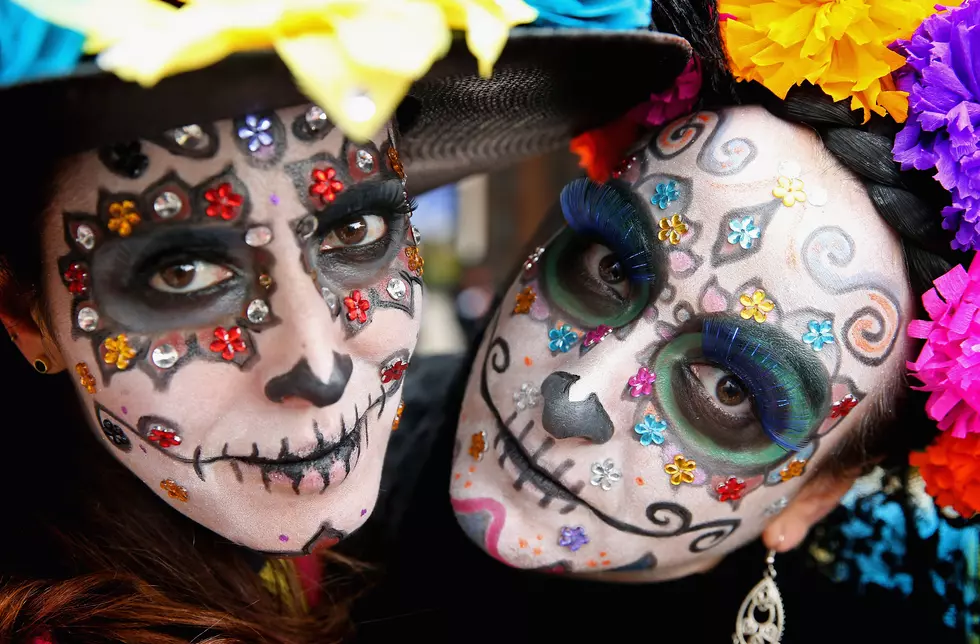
0, 29, 689, 193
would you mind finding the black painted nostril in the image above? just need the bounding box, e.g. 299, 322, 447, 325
265, 353, 353, 407
540, 371, 614, 444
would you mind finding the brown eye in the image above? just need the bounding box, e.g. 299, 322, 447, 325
598, 253, 625, 284
336, 218, 367, 245
149, 260, 234, 294
161, 264, 195, 289
321, 214, 388, 251
716, 375, 747, 406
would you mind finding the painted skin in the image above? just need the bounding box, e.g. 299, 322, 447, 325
38, 105, 422, 553
451, 106, 913, 581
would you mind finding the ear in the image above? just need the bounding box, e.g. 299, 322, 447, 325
762, 470, 861, 552
0, 306, 67, 375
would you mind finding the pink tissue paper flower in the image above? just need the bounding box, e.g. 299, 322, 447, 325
627, 57, 703, 128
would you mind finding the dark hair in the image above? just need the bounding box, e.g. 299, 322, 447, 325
650, 0, 971, 475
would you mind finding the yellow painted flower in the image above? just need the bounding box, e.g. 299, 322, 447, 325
19, 0, 538, 142
772, 176, 807, 207
107, 200, 141, 237
719, 0, 962, 123
102, 333, 137, 370
405, 245, 424, 276
780, 459, 807, 481
513, 286, 536, 314
75, 362, 97, 394
657, 214, 689, 245
739, 289, 775, 323
665, 454, 697, 486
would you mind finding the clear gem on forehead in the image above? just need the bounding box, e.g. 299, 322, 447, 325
76, 306, 99, 332
386, 278, 407, 300
75, 224, 95, 250
245, 225, 273, 247
296, 215, 317, 240
153, 191, 182, 219
172, 125, 205, 149
305, 105, 328, 132
356, 149, 375, 172
151, 344, 179, 369
246, 299, 270, 324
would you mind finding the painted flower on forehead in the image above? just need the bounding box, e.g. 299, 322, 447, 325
802, 320, 834, 351
627, 366, 655, 397
665, 454, 696, 486
513, 286, 537, 314
716, 476, 746, 503
657, 214, 688, 245
557, 525, 589, 552
62, 262, 89, 295
237, 114, 273, 152
583, 325, 612, 348
739, 289, 775, 323
772, 175, 806, 207
780, 459, 807, 481
102, 334, 137, 370
381, 359, 408, 383
344, 290, 371, 324
728, 216, 761, 249
107, 200, 141, 237
209, 326, 246, 361
634, 414, 667, 446
590, 459, 622, 491
310, 167, 345, 205
651, 181, 679, 210
204, 182, 243, 220
548, 324, 578, 353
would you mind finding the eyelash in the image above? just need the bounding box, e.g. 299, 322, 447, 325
314, 181, 414, 238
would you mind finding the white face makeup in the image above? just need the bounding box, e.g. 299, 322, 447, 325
40, 106, 422, 553
451, 106, 913, 580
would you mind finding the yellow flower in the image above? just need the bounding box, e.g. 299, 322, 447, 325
664, 454, 697, 486
739, 289, 775, 323
160, 478, 188, 502
107, 200, 141, 237
19, 0, 538, 142
657, 214, 689, 245
469, 431, 487, 461
102, 333, 137, 370
513, 286, 536, 314
75, 362, 97, 394
405, 246, 424, 276
780, 459, 807, 481
772, 176, 806, 207
719, 0, 962, 123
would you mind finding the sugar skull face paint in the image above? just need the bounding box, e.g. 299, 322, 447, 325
40, 105, 422, 553
451, 106, 913, 579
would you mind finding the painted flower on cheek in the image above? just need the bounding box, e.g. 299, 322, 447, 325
780, 459, 807, 481
102, 334, 137, 370
160, 478, 188, 503
310, 167, 345, 205
716, 476, 746, 502
634, 414, 667, 446
772, 175, 807, 207
405, 246, 424, 276
590, 459, 622, 490
344, 290, 371, 324
148, 425, 182, 448
727, 215, 761, 249
665, 454, 697, 485
658, 214, 689, 245
63, 262, 89, 295
627, 366, 655, 397
381, 360, 409, 383
204, 182, 243, 220
237, 114, 273, 152
548, 324, 578, 353
583, 324, 612, 347
513, 286, 537, 314
802, 320, 835, 351
557, 525, 589, 552
210, 326, 246, 361
469, 431, 488, 461
651, 181, 679, 209
831, 394, 859, 419
513, 382, 541, 411
739, 289, 775, 323
107, 200, 141, 237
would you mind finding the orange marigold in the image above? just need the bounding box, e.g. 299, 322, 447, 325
910, 431, 980, 518
569, 116, 640, 183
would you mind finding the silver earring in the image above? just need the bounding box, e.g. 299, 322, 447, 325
732, 549, 784, 644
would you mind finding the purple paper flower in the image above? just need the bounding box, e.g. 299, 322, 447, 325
558, 525, 589, 551
892, 0, 980, 251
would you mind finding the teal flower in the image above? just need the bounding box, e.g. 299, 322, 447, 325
0, 2, 84, 86
529, 0, 652, 30
727, 216, 761, 249
634, 414, 667, 446
548, 323, 578, 353
651, 181, 679, 209
803, 320, 834, 351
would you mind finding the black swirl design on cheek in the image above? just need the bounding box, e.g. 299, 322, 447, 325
696, 111, 758, 176
489, 335, 510, 374
645, 503, 741, 553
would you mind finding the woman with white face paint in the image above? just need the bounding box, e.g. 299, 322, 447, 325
355, 1, 980, 642
0, 1, 692, 641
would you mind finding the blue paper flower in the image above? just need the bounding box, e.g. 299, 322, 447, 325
634, 414, 667, 446
237, 115, 274, 152
548, 323, 578, 353
0, 1, 84, 87
651, 181, 679, 209
727, 216, 761, 249
802, 320, 834, 351
528, 0, 652, 30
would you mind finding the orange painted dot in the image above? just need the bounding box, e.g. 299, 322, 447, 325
454, 473, 461, 480
599, 551, 607, 557
524, 356, 533, 366
636, 477, 645, 486
536, 534, 543, 541
468, 466, 476, 473
533, 547, 542, 556
587, 560, 598, 568
519, 538, 528, 548
464, 481, 472, 488
602, 560, 611, 566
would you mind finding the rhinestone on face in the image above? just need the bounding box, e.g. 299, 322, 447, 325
259, 274, 273, 289
386, 278, 407, 300
75, 224, 96, 250
76, 306, 99, 332
153, 191, 182, 219
151, 344, 179, 369
355, 149, 375, 172
172, 125, 205, 149
247, 299, 270, 324
245, 225, 273, 247
305, 105, 328, 132
296, 215, 317, 240
412, 226, 422, 244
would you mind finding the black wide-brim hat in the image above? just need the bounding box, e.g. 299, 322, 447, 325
0, 28, 689, 195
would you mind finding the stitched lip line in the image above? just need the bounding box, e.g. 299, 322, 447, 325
494, 416, 583, 515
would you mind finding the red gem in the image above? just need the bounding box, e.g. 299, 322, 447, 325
343, 290, 371, 324
209, 326, 246, 360
309, 167, 344, 205
611, 155, 636, 179
381, 360, 409, 383
148, 427, 182, 448
830, 394, 859, 418
204, 182, 243, 220
716, 476, 746, 502
63, 262, 89, 295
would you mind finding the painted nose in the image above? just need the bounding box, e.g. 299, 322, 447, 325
264, 353, 353, 407
540, 371, 614, 444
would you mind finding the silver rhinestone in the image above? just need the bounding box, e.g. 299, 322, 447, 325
75, 224, 95, 250
153, 191, 182, 219
247, 299, 270, 324
296, 215, 316, 240
412, 226, 422, 244
356, 149, 375, 172
151, 344, 179, 369
172, 125, 205, 149
76, 306, 99, 332
386, 278, 407, 300
245, 225, 273, 247
305, 105, 328, 132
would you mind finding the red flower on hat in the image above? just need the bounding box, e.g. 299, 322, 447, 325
344, 290, 371, 323
569, 116, 640, 183
381, 360, 408, 383
204, 182, 243, 220
210, 326, 246, 360
63, 262, 89, 295
716, 476, 746, 502
310, 167, 344, 205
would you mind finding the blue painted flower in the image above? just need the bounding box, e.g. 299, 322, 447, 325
802, 320, 834, 351
0, 2, 84, 87
727, 216, 761, 249
548, 323, 578, 353
634, 414, 667, 446
651, 181, 679, 209
557, 525, 589, 551
237, 115, 274, 152
528, 0, 652, 30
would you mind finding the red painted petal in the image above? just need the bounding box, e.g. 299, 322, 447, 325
325, 168, 336, 179
331, 181, 344, 192
217, 183, 230, 198
204, 189, 218, 202
230, 340, 246, 352
222, 347, 235, 360
359, 300, 370, 311
227, 193, 243, 207
210, 340, 227, 353
227, 327, 242, 340
213, 327, 227, 339
206, 204, 220, 217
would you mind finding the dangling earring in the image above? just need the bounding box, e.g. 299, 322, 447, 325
33, 355, 51, 374
732, 548, 784, 644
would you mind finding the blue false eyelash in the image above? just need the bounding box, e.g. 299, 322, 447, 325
701, 318, 819, 451
559, 178, 656, 282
